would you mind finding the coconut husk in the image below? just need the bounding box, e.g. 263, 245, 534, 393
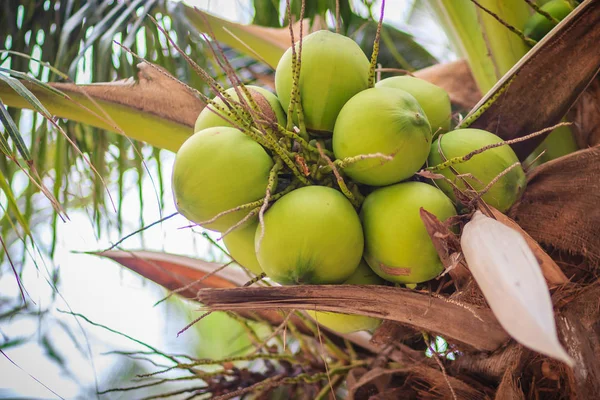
568, 78, 600, 148
556, 282, 600, 398
509, 146, 600, 267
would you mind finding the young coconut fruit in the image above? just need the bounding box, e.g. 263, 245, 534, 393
427, 128, 527, 213
275, 30, 370, 135
361, 181, 457, 284
256, 185, 364, 285
306, 260, 384, 334
223, 220, 263, 275
524, 0, 574, 42
172, 126, 274, 232
332, 87, 432, 186
194, 85, 286, 132
376, 76, 452, 134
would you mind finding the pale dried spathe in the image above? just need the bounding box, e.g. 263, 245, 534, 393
461, 211, 574, 367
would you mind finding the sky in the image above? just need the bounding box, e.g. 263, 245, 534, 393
0, 1, 453, 398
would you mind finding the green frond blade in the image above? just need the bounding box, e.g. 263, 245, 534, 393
0, 99, 30, 161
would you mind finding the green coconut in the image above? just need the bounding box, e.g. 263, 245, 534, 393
376, 76, 452, 134
361, 181, 457, 284
275, 30, 370, 135
256, 186, 364, 285
332, 87, 432, 186
306, 260, 384, 334
223, 220, 262, 275
427, 128, 527, 213
172, 127, 273, 232
194, 85, 286, 132
524, 0, 574, 42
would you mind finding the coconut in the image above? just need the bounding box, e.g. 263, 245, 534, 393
256, 186, 364, 285
306, 260, 384, 334
361, 181, 457, 284
172, 127, 273, 232
194, 85, 286, 132
376, 76, 452, 134
332, 87, 432, 186
223, 220, 263, 275
275, 30, 370, 135
524, 0, 574, 42
427, 128, 527, 213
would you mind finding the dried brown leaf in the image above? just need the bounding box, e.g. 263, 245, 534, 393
509, 146, 600, 267
96, 250, 246, 294
568, 78, 600, 148
494, 370, 525, 400
450, 344, 526, 381
197, 285, 509, 351
347, 366, 486, 400
370, 321, 417, 346
0, 62, 201, 151
493, 347, 526, 400
347, 367, 393, 400
53, 62, 204, 128
556, 283, 600, 398
420, 208, 470, 289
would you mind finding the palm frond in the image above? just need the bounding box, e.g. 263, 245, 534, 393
0, 0, 270, 256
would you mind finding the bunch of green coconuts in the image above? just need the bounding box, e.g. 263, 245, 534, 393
172, 30, 528, 334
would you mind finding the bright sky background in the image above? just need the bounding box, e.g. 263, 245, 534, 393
0, 1, 453, 398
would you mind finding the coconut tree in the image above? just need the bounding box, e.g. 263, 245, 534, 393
1, 0, 600, 398
0, 0, 438, 396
